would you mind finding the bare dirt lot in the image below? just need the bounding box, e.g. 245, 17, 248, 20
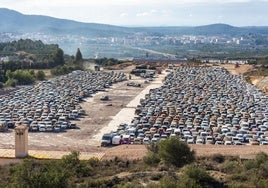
102, 144, 268, 160
220, 63, 268, 94
220, 63, 253, 75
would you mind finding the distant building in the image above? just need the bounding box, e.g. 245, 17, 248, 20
0, 56, 10, 70
202, 59, 248, 64
0, 56, 9, 62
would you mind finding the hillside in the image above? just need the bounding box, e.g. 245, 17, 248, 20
1, 8, 268, 37
0, 8, 133, 37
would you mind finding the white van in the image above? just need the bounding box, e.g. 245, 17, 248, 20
112, 135, 121, 145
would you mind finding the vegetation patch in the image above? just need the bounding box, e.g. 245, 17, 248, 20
1, 150, 268, 187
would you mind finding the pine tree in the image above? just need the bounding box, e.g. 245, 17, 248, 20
75, 48, 83, 62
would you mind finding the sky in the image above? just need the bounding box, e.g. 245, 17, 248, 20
1, 0, 268, 26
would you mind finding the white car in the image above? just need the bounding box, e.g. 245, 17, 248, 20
260, 141, 268, 145
196, 139, 204, 144
143, 137, 150, 144
224, 141, 232, 145
151, 137, 159, 143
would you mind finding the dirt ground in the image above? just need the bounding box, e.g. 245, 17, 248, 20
220, 64, 253, 75
1, 62, 268, 161
220, 63, 268, 94
102, 144, 268, 160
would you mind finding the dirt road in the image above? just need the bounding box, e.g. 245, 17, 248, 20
102, 144, 268, 160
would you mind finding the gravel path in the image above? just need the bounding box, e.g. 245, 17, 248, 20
92, 71, 168, 142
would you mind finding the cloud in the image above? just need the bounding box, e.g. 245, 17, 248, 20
136, 9, 159, 17
150, 9, 157, 14
120, 13, 128, 18
137, 12, 150, 17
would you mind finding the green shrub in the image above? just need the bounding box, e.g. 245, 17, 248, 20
87, 157, 101, 167
159, 175, 178, 188
146, 183, 161, 188
51, 65, 72, 76
143, 153, 161, 166
222, 161, 243, 174
255, 179, 268, 188
150, 173, 163, 181
255, 152, 268, 167
5, 78, 18, 87
10, 158, 70, 188
244, 76, 252, 84
36, 70, 46, 81
212, 154, 225, 163
230, 173, 248, 182
243, 159, 258, 170
158, 137, 195, 167
179, 164, 224, 188
259, 161, 268, 178
228, 181, 254, 188
118, 181, 144, 188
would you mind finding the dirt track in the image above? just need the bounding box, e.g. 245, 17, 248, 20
102, 144, 268, 160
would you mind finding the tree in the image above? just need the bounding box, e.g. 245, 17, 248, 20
158, 137, 195, 167
51, 48, 64, 67
36, 70, 46, 81
144, 137, 195, 168
10, 70, 35, 85
0, 82, 4, 89
75, 48, 83, 62
0, 70, 6, 83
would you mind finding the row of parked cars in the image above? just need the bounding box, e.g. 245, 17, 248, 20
102, 66, 268, 146
0, 70, 127, 133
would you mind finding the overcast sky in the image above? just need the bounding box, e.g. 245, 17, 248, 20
1, 0, 268, 26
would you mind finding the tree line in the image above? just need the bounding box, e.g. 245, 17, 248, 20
0, 39, 126, 88
0, 39, 58, 55
0, 40, 85, 88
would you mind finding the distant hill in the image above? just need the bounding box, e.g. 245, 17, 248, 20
136, 24, 268, 36
0, 8, 133, 37
1, 8, 268, 37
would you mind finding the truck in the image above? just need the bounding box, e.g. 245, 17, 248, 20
101, 133, 113, 147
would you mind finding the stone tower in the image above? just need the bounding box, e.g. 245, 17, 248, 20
14, 126, 28, 158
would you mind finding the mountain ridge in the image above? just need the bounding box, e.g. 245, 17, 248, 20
0, 8, 133, 37
1, 8, 268, 37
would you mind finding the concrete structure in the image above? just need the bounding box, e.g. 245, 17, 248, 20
14, 126, 28, 158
